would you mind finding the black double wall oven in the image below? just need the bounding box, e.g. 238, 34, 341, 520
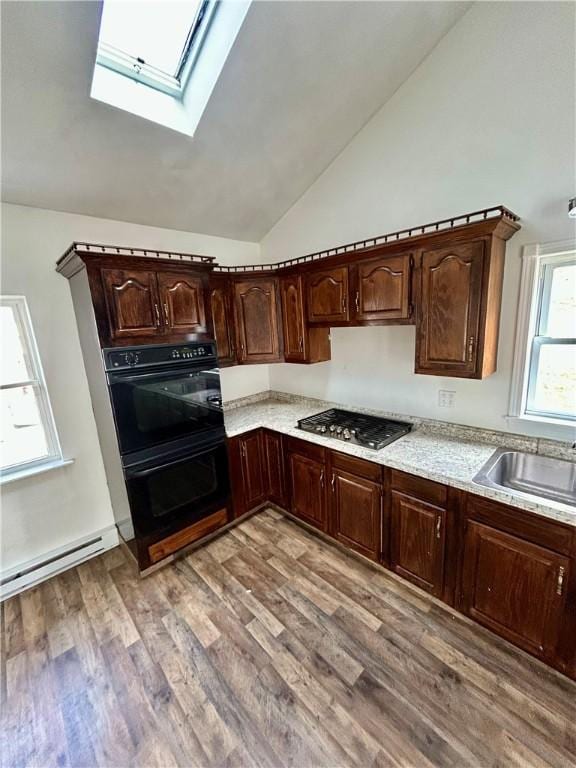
104, 342, 230, 558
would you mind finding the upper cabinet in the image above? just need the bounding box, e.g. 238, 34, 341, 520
416, 239, 492, 378
307, 266, 350, 323
210, 276, 237, 366
157, 272, 207, 335
353, 253, 413, 323
280, 275, 331, 363
233, 278, 282, 364
101, 268, 163, 340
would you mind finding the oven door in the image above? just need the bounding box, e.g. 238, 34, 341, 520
124, 439, 230, 537
108, 363, 224, 456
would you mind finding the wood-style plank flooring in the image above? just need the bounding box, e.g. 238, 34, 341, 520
1, 509, 575, 768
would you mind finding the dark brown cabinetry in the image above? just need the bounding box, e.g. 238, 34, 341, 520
390, 492, 446, 596
210, 277, 237, 366
307, 266, 350, 323
280, 275, 331, 363
228, 430, 266, 518
102, 268, 163, 340
330, 452, 381, 561
233, 279, 282, 363
158, 272, 207, 334
353, 253, 413, 323
262, 430, 286, 507
286, 438, 327, 532
460, 496, 575, 670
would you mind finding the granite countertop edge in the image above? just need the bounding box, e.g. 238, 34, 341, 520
223, 398, 576, 529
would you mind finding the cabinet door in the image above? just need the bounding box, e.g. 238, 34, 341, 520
416, 241, 484, 375
307, 266, 349, 323
239, 432, 266, 512
355, 254, 412, 322
281, 276, 307, 362
332, 469, 381, 560
390, 491, 446, 596
210, 279, 236, 365
234, 279, 281, 363
158, 272, 206, 334
101, 268, 162, 339
289, 452, 326, 531
461, 521, 569, 661
263, 431, 285, 507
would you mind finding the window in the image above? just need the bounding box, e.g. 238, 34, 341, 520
511, 243, 576, 427
96, 0, 213, 98
1, 297, 64, 480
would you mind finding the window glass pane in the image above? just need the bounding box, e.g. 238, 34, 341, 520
0, 305, 34, 385
1, 385, 49, 470
99, 0, 203, 74
529, 343, 576, 418
543, 262, 576, 338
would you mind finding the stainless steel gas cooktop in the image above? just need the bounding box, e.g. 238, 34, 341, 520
297, 408, 412, 450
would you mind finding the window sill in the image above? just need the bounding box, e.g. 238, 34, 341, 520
505, 414, 576, 441
1, 458, 75, 486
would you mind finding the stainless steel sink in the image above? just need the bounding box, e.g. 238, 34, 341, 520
473, 449, 576, 507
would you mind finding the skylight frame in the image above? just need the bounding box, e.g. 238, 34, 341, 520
95, 0, 214, 100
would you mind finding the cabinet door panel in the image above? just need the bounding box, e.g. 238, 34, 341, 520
210, 280, 236, 365
390, 492, 446, 596
281, 276, 306, 361
307, 267, 349, 323
289, 453, 326, 531
417, 241, 484, 374
158, 272, 206, 333
102, 268, 161, 339
239, 432, 265, 511
234, 280, 281, 363
263, 431, 285, 507
356, 254, 412, 322
461, 521, 569, 660
332, 469, 381, 560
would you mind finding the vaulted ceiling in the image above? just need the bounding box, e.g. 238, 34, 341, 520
1, 1, 470, 241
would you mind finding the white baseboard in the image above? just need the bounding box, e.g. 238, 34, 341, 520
0, 525, 119, 601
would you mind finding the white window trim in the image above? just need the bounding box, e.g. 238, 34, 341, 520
508, 240, 576, 438
1, 296, 66, 481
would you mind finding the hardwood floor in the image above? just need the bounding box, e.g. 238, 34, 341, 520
1, 508, 575, 768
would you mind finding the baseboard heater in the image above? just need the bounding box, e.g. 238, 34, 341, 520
0, 527, 118, 601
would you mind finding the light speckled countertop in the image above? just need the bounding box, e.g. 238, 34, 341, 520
224, 398, 576, 528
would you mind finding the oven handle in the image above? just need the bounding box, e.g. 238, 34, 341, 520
108, 367, 219, 384
125, 445, 221, 479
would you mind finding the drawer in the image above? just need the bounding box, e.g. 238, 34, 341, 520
390, 469, 447, 507
285, 435, 326, 462
331, 450, 381, 481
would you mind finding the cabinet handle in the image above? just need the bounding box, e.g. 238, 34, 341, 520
299, 337, 304, 352
163, 302, 169, 324
355, 291, 359, 313
241, 443, 246, 458
154, 303, 161, 327
436, 515, 442, 539
342, 295, 347, 314
467, 335, 475, 362
320, 469, 325, 487
556, 566, 565, 596
331, 473, 336, 492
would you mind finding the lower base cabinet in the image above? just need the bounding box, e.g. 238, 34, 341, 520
227, 430, 576, 679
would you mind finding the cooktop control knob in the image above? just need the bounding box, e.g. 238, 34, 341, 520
171, 350, 181, 359
329, 424, 336, 432
343, 428, 351, 440
336, 426, 343, 434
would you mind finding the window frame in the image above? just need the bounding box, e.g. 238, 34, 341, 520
509, 241, 576, 429
95, 0, 215, 100
1, 296, 64, 479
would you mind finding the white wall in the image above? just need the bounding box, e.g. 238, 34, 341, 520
261, 1, 576, 438
0, 203, 263, 572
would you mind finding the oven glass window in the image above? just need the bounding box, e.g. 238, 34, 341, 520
110, 367, 223, 454
147, 452, 217, 518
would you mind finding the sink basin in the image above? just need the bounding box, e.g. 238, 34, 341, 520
473, 449, 576, 507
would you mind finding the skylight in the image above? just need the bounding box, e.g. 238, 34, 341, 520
96, 0, 211, 98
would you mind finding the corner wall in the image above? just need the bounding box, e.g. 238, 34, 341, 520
260, 1, 576, 438
0, 203, 264, 572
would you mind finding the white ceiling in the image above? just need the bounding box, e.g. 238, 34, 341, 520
1, 1, 470, 242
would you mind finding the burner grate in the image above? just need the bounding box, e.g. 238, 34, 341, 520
297, 408, 411, 450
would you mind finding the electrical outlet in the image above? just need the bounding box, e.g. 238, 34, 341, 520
438, 389, 456, 408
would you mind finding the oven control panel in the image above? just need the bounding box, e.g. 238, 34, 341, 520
104, 342, 217, 370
